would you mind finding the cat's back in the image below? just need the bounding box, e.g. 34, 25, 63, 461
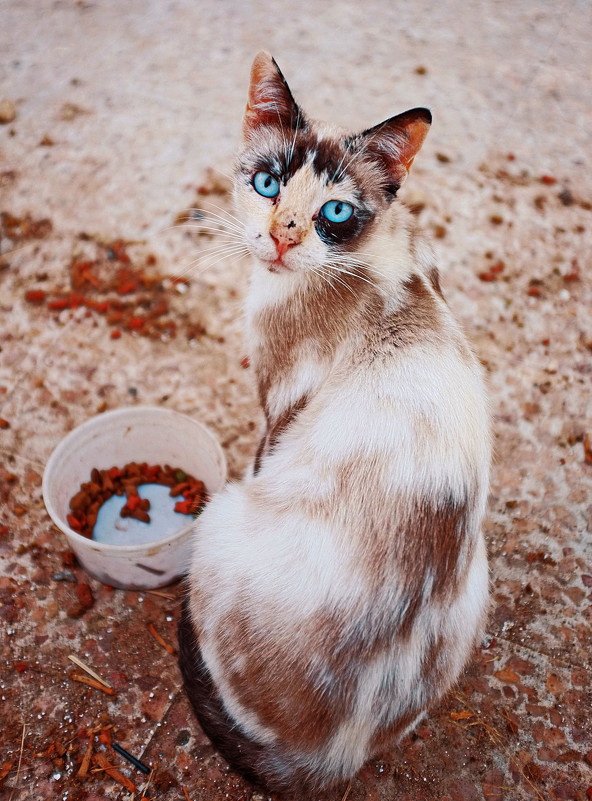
265, 260, 490, 491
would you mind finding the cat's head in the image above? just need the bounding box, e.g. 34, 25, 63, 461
235, 51, 431, 277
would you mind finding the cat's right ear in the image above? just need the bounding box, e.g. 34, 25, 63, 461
243, 51, 303, 140
361, 108, 432, 192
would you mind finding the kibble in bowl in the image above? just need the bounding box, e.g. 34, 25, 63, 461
42, 407, 226, 589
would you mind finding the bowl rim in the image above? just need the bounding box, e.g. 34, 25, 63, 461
42, 405, 226, 554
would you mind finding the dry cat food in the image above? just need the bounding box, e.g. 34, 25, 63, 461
67, 462, 208, 539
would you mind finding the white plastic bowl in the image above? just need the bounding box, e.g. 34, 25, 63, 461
42, 406, 227, 589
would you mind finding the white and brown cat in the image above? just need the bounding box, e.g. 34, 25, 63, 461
178, 51, 491, 795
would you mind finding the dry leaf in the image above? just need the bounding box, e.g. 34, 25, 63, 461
494, 667, 520, 683
450, 710, 474, 720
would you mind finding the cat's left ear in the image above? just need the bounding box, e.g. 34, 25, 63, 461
361, 108, 432, 191
243, 51, 303, 139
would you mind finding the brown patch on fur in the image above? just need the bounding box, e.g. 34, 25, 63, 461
361, 273, 441, 363
334, 451, 471, 612
421, 632, 446, 681
253, 434, 266, 476
177, 596, 270, 789
333, 455, 472, 639
421, 498, 469, 598
369, 708, 422, 752
254, 394, 309, 472
267, 394, 309, 451
391, 496, 471, 619
182, 595, 357, 793
275, 130, 346, 184
217, 608, 352, 752
428, 266, 444, 298
254, 275, 363, 412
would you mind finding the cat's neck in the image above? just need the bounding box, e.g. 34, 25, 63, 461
245, 203, 431, 326
244, 205, 435, 421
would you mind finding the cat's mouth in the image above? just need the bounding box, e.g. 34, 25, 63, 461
265, 257, 294, 274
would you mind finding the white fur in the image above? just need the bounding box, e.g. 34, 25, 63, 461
186, 79, 490, 790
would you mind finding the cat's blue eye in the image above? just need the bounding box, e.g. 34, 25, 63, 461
253, 171, 280, 198
320, 200, 354, 223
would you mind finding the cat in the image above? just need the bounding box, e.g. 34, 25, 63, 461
178, 51, 491, 795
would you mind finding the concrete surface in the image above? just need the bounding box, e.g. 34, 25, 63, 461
1, 1, 591, 799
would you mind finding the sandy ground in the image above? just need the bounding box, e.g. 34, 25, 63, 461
1, 1, 591, 799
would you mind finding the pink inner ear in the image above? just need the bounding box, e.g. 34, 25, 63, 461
247, 53, 274, 109
363, 108, 431, 178
397, 116, 431, 169
244, 52, 300, 136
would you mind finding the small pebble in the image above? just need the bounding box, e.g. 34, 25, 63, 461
0, 99, 17, 124
52, 570, 77, 583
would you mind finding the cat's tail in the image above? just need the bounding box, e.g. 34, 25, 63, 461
177, 594, 271, 789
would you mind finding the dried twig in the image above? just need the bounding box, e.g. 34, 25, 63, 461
68, 654, 112, 688
182, 787, 191, 801
452, 692, 545, 800
145, 589, 177, 600
140, 764, 156, 798
341, 779, 353, 801
449, 709, 474, 721
70, 672, 116, 695
93, 752, 136, 793
8, 723, 26, 801
77, 733, 94, 779
147, 623, 176, 655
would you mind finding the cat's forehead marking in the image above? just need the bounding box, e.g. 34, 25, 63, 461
249, 127, 353, 185
242, 122, 382, 203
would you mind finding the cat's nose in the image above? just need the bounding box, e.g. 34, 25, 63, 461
270, 232, 296, 259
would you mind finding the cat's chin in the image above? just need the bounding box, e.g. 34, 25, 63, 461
261, 257, 295, 275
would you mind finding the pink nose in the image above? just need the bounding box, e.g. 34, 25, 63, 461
270, 233, 296, 259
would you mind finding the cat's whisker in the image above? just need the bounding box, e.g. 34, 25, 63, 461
287, 106, 302, 169
332, 135, 372, 183
330, 265, 381, 291
171, 206, 246, 238
170, 256, 209, 281
273, 101, 290, 158
174, 244, 249, 280
182, 214, 245, 238
339, 260, 390, 284
178, 217, 242, 233
191, 247, 250, 276
210, 165, 235, 184
315, 274, 344, 298
196, 203, 247, 233
193, 243, 250, 266
313, 265, 357, 297
194, 243, 250, 267
323, 261, 384, 293
160, 218, 243, 241
191, 241, 248, 262
333, 252, 394, 283
181, 225, 245, 242
311, 267, 349, 298
337, 245, 391, 266
331, 141, 359, 185
201, 244, 250, 263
